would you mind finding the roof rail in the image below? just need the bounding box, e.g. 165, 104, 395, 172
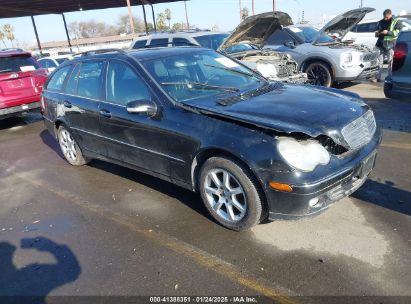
1, 48, 24, 52
74, 48, 127, 57
134, 41, 200, 49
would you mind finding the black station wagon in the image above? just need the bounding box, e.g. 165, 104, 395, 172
42, 47, 381, 230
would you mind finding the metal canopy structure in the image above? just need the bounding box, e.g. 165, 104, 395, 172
0, 0, 183, 18
0, 0, 189, 54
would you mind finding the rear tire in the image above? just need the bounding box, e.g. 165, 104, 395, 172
57, 125, 88, 166
305, 62, 333, 87
199, 156, 263, 231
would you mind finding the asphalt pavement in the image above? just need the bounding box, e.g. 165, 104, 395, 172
0, 80, 410, 303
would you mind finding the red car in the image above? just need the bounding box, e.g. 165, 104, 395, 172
0, 49, 48, 119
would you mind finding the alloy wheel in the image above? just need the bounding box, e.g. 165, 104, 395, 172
203, 168, 247, 223
306, 64, 330, 86
59, 129, 79, 163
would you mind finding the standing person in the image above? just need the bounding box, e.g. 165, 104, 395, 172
374, 9, 402, 82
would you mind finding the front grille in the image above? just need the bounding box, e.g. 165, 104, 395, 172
341, 110, 376, 150
362, 52, 378, 62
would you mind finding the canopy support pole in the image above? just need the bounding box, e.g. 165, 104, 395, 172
62, 14, 73, 53
126, 0, 135, 34
142, 3, 149, 34
30, 15, 42, 54
150, 4, 157, 32
184, 1, 189, 29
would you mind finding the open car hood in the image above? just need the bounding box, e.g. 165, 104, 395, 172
315, 7, 375, 43
218, 11, 293, 51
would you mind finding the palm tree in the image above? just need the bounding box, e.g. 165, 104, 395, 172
164, 9, 171, 29
0, 29, 7, 48
2, 24, 15, 47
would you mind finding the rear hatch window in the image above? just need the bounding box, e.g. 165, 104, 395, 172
0, 54, 39, 73
0, 54, 43, 106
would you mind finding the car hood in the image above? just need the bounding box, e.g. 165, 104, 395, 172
181, 84, 369, 142
315, 7, 375, 43
218, 11, 293, 51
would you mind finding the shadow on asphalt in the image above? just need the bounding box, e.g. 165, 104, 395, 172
39, 130, 212, 222
353, 179, 411, 216
0, 237, 80, 303
364, 97, 411, 133
90, 159, 211, 220
0, 113, 42, 131
40, 129, 65, 160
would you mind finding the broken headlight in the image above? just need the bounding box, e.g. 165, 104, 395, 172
277, 138, 330, 172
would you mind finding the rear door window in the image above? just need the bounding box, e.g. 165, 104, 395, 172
106, 61, 151, 106
76, 61, 105, 99
47, 65, 71, 91
65, 64, 81, 94
149, 38, 169, 47
133, 39, 148, 49
0, 55, 39, 73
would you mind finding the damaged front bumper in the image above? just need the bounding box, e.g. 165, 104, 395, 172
259, 131, 381, 221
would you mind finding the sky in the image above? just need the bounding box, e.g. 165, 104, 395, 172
0, 0, 408, 47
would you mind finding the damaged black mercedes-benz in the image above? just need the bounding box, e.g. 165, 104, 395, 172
42, 47, 381, 231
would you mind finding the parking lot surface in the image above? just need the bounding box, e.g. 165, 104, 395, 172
0, 81, 410, 302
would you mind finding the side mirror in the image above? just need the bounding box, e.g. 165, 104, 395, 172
284, 41, 295, 48
126, 99, 158, 117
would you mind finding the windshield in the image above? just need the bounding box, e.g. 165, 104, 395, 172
141, 50, 263, 102
0, 55, 39, 73
290, 26, 334, 44
194, 34, 229, 50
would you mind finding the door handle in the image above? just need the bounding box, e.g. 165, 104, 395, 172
63, 100, 72, 108
99, 109, 112, 118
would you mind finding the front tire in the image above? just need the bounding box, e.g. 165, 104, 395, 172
199, 157, 263, 231
305, 62, 333, 87
58, 125, 88, 166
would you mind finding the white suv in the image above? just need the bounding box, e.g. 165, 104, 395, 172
344, 18, 411, 49
130, 31, 229, 50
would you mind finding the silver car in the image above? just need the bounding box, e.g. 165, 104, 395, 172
384, 30, 411, 99
225, 9, 379, 87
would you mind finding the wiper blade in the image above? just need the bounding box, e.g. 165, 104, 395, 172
0, 69, 12, 74
160, 81, 239, 93
204, 64, 257, 78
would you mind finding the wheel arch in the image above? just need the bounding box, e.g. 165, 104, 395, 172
301, 57, 336, 80
190, 147, 268, 210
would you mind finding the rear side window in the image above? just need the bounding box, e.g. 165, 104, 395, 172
150, 38, 169, 47
355, 22, 378, 33
47, 65, 71, 91
133, 40, 147, 49
0, 55, 39, 73
106, 61, 151, 106
77, 61, 104, 99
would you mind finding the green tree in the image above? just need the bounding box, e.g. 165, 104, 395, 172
241, 7, 250, 20
171, 22, 185, 32
116, 14, 145, 34
156, 12, 168, 31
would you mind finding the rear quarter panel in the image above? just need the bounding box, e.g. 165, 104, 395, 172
392, 31, 411, 86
